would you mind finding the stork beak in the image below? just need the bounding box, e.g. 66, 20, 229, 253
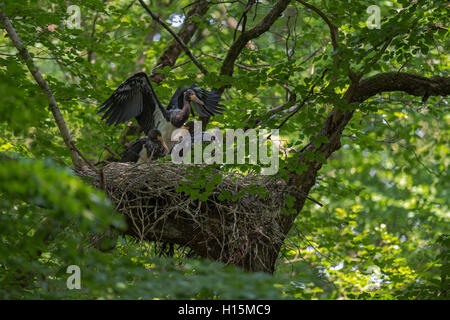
189, 93, 205, 105
157, 135, 169, 154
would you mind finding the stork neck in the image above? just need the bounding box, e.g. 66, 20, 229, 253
171, 98, 191, 127
181, 98, 191, 120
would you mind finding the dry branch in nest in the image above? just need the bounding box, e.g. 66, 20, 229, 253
77, 161, 296, 272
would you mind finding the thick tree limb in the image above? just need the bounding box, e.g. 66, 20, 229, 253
219, 0, 291, 83
280, 72, 449, 235
0, 9, 83, 170
137, 0, 209, 77
201, 0, 290, 128
352, 72, 450, 103
149, 0, 209, 84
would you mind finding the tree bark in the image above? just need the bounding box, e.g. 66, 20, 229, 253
138, 0, 209, 76
149, 0, 210, 83
219, 0, 291, 86
0, 8, 83, 170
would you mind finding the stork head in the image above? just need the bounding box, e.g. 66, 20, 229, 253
184, 89, 204, 105
148, 129, 169, 154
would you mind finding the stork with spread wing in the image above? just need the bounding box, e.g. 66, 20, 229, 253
97, 72, 224, 150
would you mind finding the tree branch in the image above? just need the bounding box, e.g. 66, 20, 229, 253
203, 52, 294, 96
296, 0, 338, 50
137, 0, 209, 76
274, 68, 329, 132
219, 0, 291, 85
114, 0, 211, 146
295, 1, 363, 83
0, 8, 83, 170
281, 72, 449, 234
147, 0, 210, 83
352, 72, 450, 103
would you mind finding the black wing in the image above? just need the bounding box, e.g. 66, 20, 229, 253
97, 72, 167, 134
119, 137, 146, 163
167, 85, 225, 117
191, 85, 225, 117
166, 86, 185, 111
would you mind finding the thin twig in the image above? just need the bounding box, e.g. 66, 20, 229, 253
274, 68, 329, 133
70, 142, 97, 171
296, 0, 338, 50
137, 0, 209, 76
103, 145, 120, 158
70, 142, 106, 189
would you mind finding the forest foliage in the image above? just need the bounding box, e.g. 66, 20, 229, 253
0, 0, 448, 299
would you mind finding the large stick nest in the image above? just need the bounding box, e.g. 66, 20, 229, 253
78, 161, 295, 271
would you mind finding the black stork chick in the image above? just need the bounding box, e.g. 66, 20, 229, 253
181, 121, 216, 144
119, 129, 169, 163
97, 72, 224, 150
171, 121, 217, 159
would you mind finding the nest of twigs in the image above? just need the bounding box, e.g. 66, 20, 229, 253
78, 161, 295, 271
